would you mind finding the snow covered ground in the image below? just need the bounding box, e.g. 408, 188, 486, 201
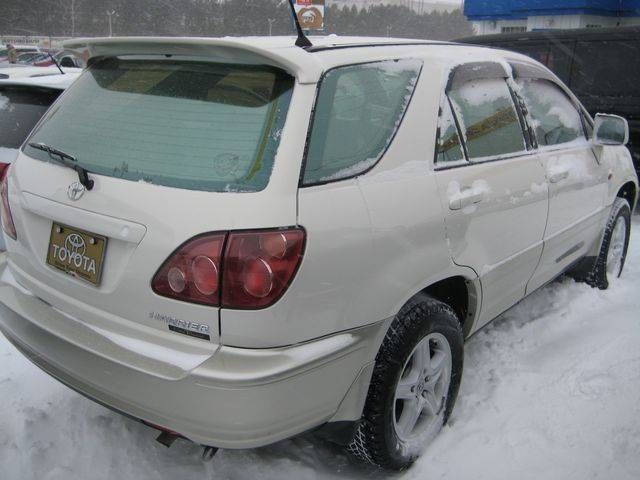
1, 220, 639, 480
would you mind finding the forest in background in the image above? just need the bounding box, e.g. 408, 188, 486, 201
1, 0, 472, 40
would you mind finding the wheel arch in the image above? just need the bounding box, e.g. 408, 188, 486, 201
397, 271, 482, 338
616, 181, 637, 211
417, 275, 479, 338
326, 273, 479, 429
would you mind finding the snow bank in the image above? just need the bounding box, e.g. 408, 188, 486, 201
1, 220, 640, 479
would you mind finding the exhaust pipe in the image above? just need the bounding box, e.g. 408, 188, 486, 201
155, 430, 180, 448
202, 446, 219, 460
147, 420, 219, 460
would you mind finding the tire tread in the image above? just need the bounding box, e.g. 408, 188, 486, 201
347, 296, 463, 470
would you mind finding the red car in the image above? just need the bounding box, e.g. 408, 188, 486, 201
32, 51, 81, 68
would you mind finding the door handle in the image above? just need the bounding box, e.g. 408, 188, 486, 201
449, 188, 485, 211
548, 169, 569, 183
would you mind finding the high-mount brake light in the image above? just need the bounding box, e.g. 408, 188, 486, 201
0, 163, 17, 240
152, 228, 305, 309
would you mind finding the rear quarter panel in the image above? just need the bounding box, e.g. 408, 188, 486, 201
221, 58, 478, 348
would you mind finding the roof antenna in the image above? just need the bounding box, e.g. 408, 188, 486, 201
286, 0, 313, 49
48, 52, 65, 75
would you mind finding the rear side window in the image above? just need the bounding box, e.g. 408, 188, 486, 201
436, 100, 465, 165
302, 59, 422, 185
517, 79, 584, 147
24, 58, 294, 193
0, 86, 60, 149
449, 78, 525, 160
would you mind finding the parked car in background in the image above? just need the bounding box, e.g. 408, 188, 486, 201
15, 52, 47, 65
0, 72, 79, 250
457, 26, 640, 178
32, 51, 82, 68
0, 36, 636, 471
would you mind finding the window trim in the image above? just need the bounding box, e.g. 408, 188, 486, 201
298, 58, 424, 188
433, 96, 468, 168
506, 78, 537, 150
435, 149, 539, 172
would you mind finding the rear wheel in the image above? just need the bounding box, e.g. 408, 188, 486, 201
347, 296, 463, 470
588, 197, 631, 290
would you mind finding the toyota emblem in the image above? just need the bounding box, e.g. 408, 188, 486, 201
67, 181, 86, 201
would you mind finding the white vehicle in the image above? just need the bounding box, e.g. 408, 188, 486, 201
0, 36, 637, 470
0, 72, 80, 250
0, 65, 82, 80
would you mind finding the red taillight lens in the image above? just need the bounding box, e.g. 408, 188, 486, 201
191, 255, 219, 296
152, 228, 305, 310
0, 163, 17, 240
222, 228, 305, 309
151, 234, 225, 306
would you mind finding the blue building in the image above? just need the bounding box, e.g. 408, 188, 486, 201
464, 0, 640, 35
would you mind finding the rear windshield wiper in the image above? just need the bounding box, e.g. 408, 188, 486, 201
28, 142, 94, 190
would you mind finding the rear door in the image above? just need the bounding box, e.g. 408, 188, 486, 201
5, 56, 299, 344
514, 70, 609, 292
435, 62, 548, 328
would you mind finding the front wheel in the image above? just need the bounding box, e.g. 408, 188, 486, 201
588, 197, 632, 290
347, 296, 464, 471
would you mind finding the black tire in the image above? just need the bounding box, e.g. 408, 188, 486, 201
588, 197, 632, 290
347, 295, 464, 471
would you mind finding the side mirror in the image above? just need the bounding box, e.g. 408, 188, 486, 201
594, 113, 629, 146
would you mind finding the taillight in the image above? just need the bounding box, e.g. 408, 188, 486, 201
222, 229, 305, 309
151, 234, 225, 306
0, 163, 17, 240
151, 228, 305, 309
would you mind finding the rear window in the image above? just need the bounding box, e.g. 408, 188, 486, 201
24, 58, 294, 193
0, 86, 60, 149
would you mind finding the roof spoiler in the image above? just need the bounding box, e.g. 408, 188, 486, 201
62, 37, 322, 84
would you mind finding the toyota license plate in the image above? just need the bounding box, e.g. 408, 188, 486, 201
46, 222, 107, 286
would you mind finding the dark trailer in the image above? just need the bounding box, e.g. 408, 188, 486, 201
457, 26, 640, 175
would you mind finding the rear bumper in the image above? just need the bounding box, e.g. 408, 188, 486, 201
0, 254, 384, 448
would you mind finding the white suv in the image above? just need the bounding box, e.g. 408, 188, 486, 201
0, 36, 637, 470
